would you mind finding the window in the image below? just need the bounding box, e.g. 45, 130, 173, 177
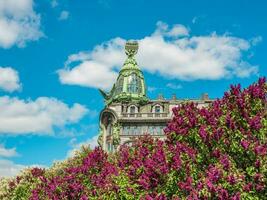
130, 106, 136, 114
148, 126, 153, 134
129, 126, 134, 135
136, 126, 142, 135
128, 105, 138, 115
155, 105, 161, 113
115, 76, 124, 95
123, 126, 129, 135
103, 114, 113, 135
141, 126, 147, 134
160, 126, 165, 135
133, 126, 139, 135
107, 124, 113, 135
127, 73, 141, 94
108, 143, 113, 152
156, 126, 161, 135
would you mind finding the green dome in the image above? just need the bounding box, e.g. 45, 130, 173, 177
99, 41, 148, 105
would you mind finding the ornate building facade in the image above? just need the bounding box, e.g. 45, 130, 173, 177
98, 41, 212, 152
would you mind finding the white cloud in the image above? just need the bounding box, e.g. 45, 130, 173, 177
154, 21, 189, 37
250, 36, 262, 46
0, 67, 21, 92
147, 86, 157, 92
0, 159, 25, 177
0, 0, 43, 48
0, 159, 46, 177
58, 22, 259, 90
58, 10, 69, 21
58, 37, 125, 90
51, 0, 58, 8
0, 96, 88, 135
0, 145, 45, 178
192, 17, 198, 24
147, 83, 182, 92
67, 135, 99, 157
0, 145, 17, 158
166, 83, 182, 90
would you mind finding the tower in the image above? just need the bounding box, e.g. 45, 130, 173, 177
98, 41, 212, 152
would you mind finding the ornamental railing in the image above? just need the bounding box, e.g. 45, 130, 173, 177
121, 112, 170, 118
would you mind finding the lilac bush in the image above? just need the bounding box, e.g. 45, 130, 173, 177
0, 77, 265, 199
163, 77, 267, 199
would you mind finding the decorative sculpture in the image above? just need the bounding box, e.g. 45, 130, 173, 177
97, 126, 104, 147
112, 122, 121, 146
125, 40, 138, 57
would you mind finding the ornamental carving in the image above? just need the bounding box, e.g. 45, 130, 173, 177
112, 122, 121, 146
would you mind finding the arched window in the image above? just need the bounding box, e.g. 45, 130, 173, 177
101, 113, 114, 136
130, 106, 135, 114
153, 104, 163, 113
107, 123, 113, 135
128, 105, 138, 114
127, 73, 141, 94
155, 105, 161, 113
115, 76, 124, 95
107, 143, 114, 152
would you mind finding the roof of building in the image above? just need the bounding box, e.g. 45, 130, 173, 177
99, 41, 148, 105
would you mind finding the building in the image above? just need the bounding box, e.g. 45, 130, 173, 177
98, 41, 212, 152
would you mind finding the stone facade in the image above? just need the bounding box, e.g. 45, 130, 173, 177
98, 41, 212, 152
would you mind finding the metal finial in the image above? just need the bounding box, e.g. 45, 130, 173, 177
125, 40, 138, 57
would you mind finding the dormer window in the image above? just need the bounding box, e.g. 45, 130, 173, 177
153, 104, 163, 113
130, 106, 136, 114
155, 105, 161, 113
128, 105, 138, 114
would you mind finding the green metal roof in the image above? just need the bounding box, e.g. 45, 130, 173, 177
99, 41, 149, 105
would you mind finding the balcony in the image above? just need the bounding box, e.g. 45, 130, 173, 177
121, 112, 170, 119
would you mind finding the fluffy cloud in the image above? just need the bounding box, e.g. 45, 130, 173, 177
0, 145, 20, 177
0, 67, 21, 92
154, 21, 189, 37
58, 10, 69, 21
58, 22, 259, 90
0, 96, 88, 135
67, 135, 99, 157
51, 0, 58, 8
166, 83, 183, 90
0, 144, 23, 177
0, 159, 25, 177
0, 144, 17, 158
0, 159, 46, 177
147, 83, 182, 93
58, 37, 125, 89
0, 0, 43, 48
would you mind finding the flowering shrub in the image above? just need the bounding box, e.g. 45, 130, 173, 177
163, 77, 267, 199
0, 77, 266, 199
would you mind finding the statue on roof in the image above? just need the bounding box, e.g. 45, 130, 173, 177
125, 40, 138, 58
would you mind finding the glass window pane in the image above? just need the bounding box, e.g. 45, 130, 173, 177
155, 106, 161, 113
127, 73, 141, 94
130, 106, 135, 113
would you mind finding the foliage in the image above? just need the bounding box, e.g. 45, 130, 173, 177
0, 77, 266, 199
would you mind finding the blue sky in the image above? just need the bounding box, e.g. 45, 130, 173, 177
0, 0, 266, 176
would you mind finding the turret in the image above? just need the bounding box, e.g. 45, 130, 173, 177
99, 41, 148, 105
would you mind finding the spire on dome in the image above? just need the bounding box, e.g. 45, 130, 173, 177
99, 40, 148, 105
121, 40, 140, 71
125, 40, 138, 57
